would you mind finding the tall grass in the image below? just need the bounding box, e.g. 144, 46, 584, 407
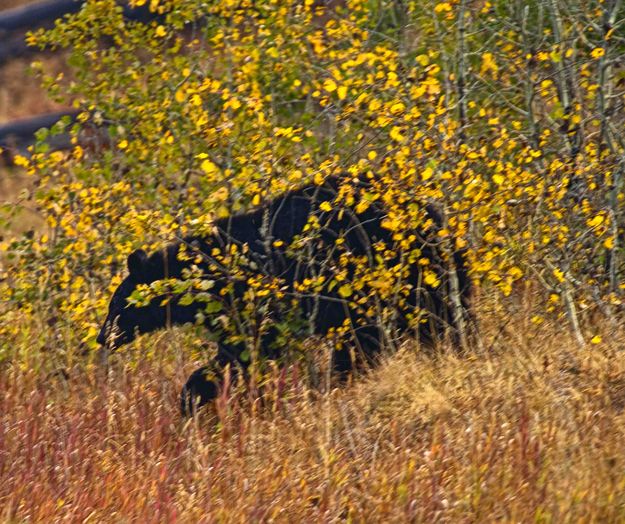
2, 306, 625, 522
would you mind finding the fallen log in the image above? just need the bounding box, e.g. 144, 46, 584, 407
0, 0, 161, 65
0, 0, 81, 34
0, 0, 158, 33
0, 110, 111, 165
0, 32, 30, 64
0, 110, 79, 146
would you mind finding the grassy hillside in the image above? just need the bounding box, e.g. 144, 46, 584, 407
3, 1, 625, 521
2, 306, 625, 522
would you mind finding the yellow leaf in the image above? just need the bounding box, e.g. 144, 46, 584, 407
421, 166, 433, 181
604, 236, 615, 249
338, 284, 352, 298
382, 217, 401, 231
155, 25, 167, 37
389, 101, 405, 114
553, 268, 565, 283
480, 52, 498, 75
323, 78, 337, 92
587, 214, 604, 228
213, 187, 228, 202
356, 200, 370, 214
591, 47, 605, 59
227, 98, 241, 110
416, 54, 429, 67
319, 201, 332, 212
492, 174, 504, 185
13, 154, 29, 167
368, 99, 381, 112
434, 2, 452, 13
590, 335, 602, 344
201, 160, 219, 176
390, 126, 405, 142
424, 271, 440, 287
337, 85, 348, 100
500, 281, 512, 296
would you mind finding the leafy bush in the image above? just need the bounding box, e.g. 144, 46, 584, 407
2, 0, 625, 365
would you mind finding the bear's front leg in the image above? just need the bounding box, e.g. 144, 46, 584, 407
179, 342, 245, 416
179, 365, 220, 416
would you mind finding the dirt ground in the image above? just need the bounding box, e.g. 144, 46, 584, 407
0, 52, 65, 234
0, 55, 67, 123
0, 0, 35, 10
1, 0, 71, 122
1, 0, 70, 227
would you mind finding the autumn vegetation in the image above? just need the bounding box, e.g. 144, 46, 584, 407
3, 0, 625, 520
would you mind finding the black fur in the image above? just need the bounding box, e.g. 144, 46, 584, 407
97, 176, 471, 416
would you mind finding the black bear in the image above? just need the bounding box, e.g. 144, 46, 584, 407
97, 175, 471, 415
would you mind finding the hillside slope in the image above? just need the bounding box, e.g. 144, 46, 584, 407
2, 317, 625, 522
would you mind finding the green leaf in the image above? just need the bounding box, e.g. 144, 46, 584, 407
204, 300, 223, 313
198, 279, 215, 290
178, 293, 195, 306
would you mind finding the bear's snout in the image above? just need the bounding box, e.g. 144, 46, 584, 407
96, 328, 106, 346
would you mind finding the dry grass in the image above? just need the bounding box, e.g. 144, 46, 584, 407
0, 45, 70, 228
0, 52, 67, 231
0, 165, 44, 235
0, 54, 68, 123
2, 308, 625, 522
0, 1, 72, 124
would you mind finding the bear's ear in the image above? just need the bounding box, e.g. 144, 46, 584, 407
127, 249, 148, 277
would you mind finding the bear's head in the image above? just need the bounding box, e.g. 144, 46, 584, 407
97, 249, 167, 349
